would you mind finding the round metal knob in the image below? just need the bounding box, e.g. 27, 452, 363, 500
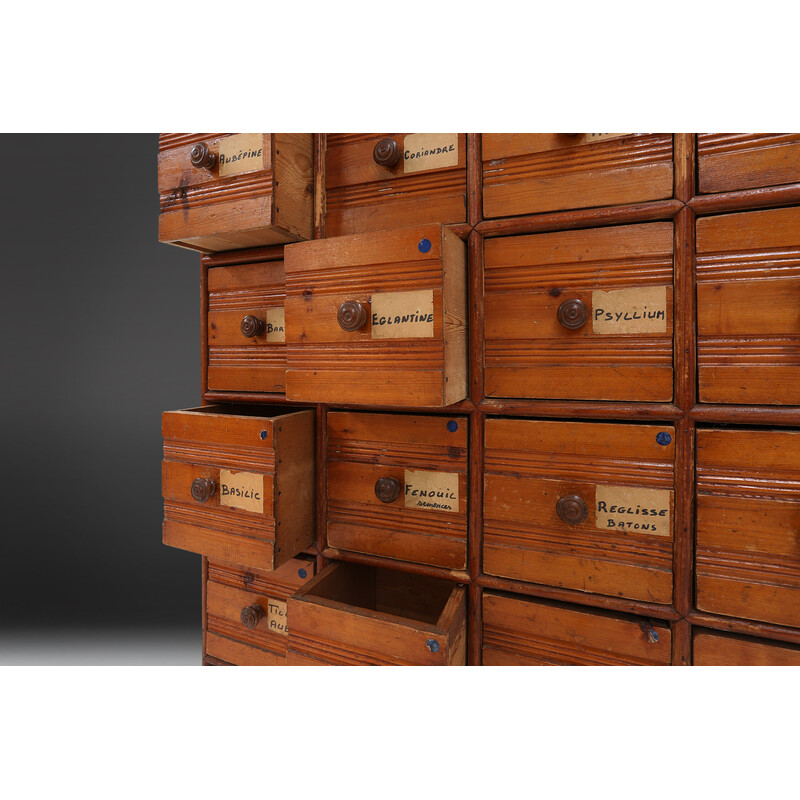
556, 494, 588, 525
373, 138, 401, 168
190, 141, 216, 170
241, 314, 265, 338
375, 477, 402, 504
557, 298, 588, 330
190, 477, 217, 503
337, 300, 367, 332
240, 604, 265, 629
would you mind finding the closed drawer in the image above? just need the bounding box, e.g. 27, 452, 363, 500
696, 428, 800, 629
693, 629, 800, 665
482, 133, 673, 219
484, 418, 676, 604
697, 206, 800, 405
698, 133, 800, 194
162, 405, 315, 570
205, 557, 316, 666
325, 133, 466, 237
158, 133, 313, 253
326, 412, 468, 570
287, 562, 467, 665
484, 223, 674, 402
284, 225, 467, 407
482, 592, 671, 665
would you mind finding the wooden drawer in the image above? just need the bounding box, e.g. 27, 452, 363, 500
697, 206, 800, 405
484, 223, 674, 402
693, 629, 800, 665
162, 405, 314, 570
286, 562, 467, 665
326, 412, 468, 570
484, 418, 676, 603
697, 134, 800, 194
482, 592, 671, 665
696, 428, 800, 629
482, 133, 673, 219
284, 225, 467, 406
205, 557, 316, 665
325, 133, 467, 237
158, 133, 313, 253
207, 260, 286, 393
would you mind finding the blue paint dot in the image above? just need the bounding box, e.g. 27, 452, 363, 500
446, 420, 458, 433
650, 630, 660, 642
298, 568, 307, 579
656, 432, 671, 446
260, 430, 268, 440
418, 238, 432, 254
426, 639, 440, 653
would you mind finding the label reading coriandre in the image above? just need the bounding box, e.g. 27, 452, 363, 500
219, 469, 264, 514
403, 133, 458, 174
404, 469, 459, 513
595, 486, 670, 536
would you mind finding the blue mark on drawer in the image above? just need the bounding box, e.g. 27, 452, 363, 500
418, 238, 432, 254
656, 432, 671, 446
447, 420, 458, 433
426, 639, 440, 653
298, 568, 308, 579
260, 430, 268, 440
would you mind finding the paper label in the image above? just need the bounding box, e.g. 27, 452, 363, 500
218, 133, 265, 177
404, 469, 459, 513
592, 286, 668, 334
403, 133, 458, 173
595, 486, 671, 536
265, 307, 285, 342
219, 469, 264, 514
371, 290, 435, 339
267, 598, 288, 636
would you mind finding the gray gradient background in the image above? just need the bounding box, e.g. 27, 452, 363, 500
1, 134, 202, 664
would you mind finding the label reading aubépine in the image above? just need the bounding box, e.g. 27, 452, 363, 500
267, 598, 288, 635
219, 469, 264, 514
403, 133, 458, 173
404, 469, 459, 513
218, 133, 265, 177
370, 290, 435, 339
595, 485, 670, 536
265, 307, 285, 342
592, 286, 668, 334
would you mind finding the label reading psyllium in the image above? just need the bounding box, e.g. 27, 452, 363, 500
404, 469, 459, 513
403, 133, 458, 173
370, 290, 435, 339
592, 286, 668, 334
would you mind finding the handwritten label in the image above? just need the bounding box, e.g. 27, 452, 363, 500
595, 486, 670, 536
218, 133, 265, 177
267, 598, 288, 635
219, 469, 264, 514
403, 133, 458, 174
404, 469, 459, 513
265, 307, 285, 342
370, 290, 435, 339
592, 286, 668, 334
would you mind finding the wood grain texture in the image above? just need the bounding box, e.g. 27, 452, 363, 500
482, 592, 672, 665
483, 418, 676, 604
693, 629, 800, 665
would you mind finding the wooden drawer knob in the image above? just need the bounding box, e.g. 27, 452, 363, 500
190, 141, 216, 170
373, 138, 401, 168
190, 477, 217, 503
375, 477, 402, 504
241, 314, 265, 338
240, 603, 265, 629
556, 494, 588, 525
337, 300, 367, 332
557, 298, 588, 330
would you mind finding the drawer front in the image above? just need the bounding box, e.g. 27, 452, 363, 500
484, 223, 674, 402
697, 207, 800, 405
284, 225, 467, 407
696, 428, 800, 629
482, 133, 673, 219
482, 592, 671, 665
158, 133, 313, 252
287, 562, 467, 666
484, 418, 676, 603
326, 412, 468, 570
207, 261, 287, 393
693, 630, 800, 665
162, 406, 315, 571
205, 557, 316, 666
698, 133, 800, 194
325, 133, 467, 236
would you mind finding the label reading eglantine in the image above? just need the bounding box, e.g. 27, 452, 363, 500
595, 485, 671, 536
219, 469, 264, 514
591, 286, 668, 334
404, 469, 459, 513
267, 598, 288, 635
265, 307, 285, 342
370, 290, 435, 339
218, 133, 265, 178
403, 133, 458, 174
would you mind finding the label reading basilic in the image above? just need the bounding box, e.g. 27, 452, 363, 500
595, 485, 670, 536
267, 599, 288, 635
370, 290, 434, 339
404, 469, 459, 513
592, 286, 668, 335
265, 307, 285, 342
403, 133, 458, 173
219, 469, 264, 514
218, 133, 265, 177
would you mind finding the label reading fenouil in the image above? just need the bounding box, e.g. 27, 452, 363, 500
218, 133, 265, 177
267, 598, 288, 635
265, 307, 285, 342
219, 469, 264, 514
592, 286, 668, 335
595, 486, 671, 536
403, 133, 458, 173
404, 469, 459, 513
371, 290, 435, 339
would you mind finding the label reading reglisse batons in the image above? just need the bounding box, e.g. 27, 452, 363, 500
404, 469, 459, 513
403, 133, 458, 173
595, 485, 671, 536
219, 469, 264, 514
218, 133, 265, 177
370, 289, 435, 339
592, 286, 668, 335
